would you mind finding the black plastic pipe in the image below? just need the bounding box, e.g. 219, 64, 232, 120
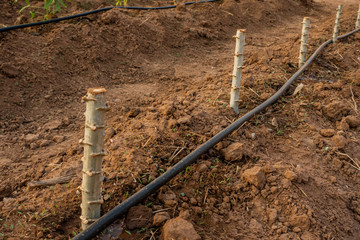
73, 28, 360, 240
0, 0, 218, 33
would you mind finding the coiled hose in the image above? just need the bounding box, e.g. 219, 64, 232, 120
0, 0, 218, 33
73, 27, 360, 240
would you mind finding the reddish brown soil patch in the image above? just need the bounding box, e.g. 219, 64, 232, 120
1, 0, 360, 239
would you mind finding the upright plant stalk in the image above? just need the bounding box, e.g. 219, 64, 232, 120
80, 87, 109, 230
298, 17, 310, 68
356, 4, 360, 29
230, 29, 246, 114
333, 5, 343, 43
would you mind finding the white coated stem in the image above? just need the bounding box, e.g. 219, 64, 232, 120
80, 87, 109, 230
299, 17, 310, 68
230, 29, 246, 114
333, 5, 343, 43
356, 4, 360, 29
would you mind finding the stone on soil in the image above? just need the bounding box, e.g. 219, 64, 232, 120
331, 134, 347, 149
153, 212, 170, 227
289, 214, 310, 230
43, 120, 62, 131
345, 115, 360, 128
221, 142, 244, 161
242, 166, 266, 189
125, 205, 152, 230
284, 170, 297, 181
320, 129, 335, 137
162, 217, 200, 240
24, 134, 39, 143
249, 219, 263, 233
323, 101, 350, 121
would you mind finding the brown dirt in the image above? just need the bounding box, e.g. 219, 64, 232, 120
1, 0, 360, 239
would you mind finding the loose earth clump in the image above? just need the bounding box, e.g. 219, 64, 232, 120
0, 0, 360, 239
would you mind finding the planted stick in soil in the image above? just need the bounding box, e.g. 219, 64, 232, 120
332, 5, 343, 43
80, 87, 109, 230
298, 17, 310, 68
230, 29, 246, 114
356, 4, 360, 29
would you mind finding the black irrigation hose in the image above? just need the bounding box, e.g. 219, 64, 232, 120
0, 0, 218, 33
73, 28, 360, 240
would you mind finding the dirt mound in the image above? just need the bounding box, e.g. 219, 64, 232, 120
1, 0, 360, 239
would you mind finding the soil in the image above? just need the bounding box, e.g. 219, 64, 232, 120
0, 0, 360, 239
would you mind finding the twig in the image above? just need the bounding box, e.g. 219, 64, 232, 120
169, 147, 185, 162
350, 85, 358, 113
149, 228, 159, 240
203, 187, 209, 205
152, 208, 172, 214
247, 87, 260, 97
212, 92, 222, 105
142, 136, 153, 148
153, 145, 180, 149
188, 131, 207, 139
293, 183, 308, 198
28, 175, 76, 189
5, 200, 20, 220
221, 10, 233, 16
351, 57, 360, 66
138, 17, 150, 26
224, 116, 233, 124
336, 151, 360, 170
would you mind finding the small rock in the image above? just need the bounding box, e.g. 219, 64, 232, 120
29, 142, 39, 150
242, 166, 266, 189
105, 128, 116, 139
345, 116, 360, 128
281, 178, 291, 188
196, 163, 208, 173
267, 208, 278, 224
63, 117, 70, 125
249, 219, 263, 234
293, 227, 302, 233
251, 133, 256, 140
43, 120, 62, 131
179, 210, 190, 219
167, 119, 177, 129
125, 206, 152, 230
127, 108, 140, 118
337, 118, 350, 131
301, 231, 316, 240
271, 117, 279, 128
289, 214, 310, 230
153, 212, 170, 227
221, 142, 244, 162
164, 200, 177, 207
323, 101, 350, 121
279, 233, 290, 240
158, 188, 176, 203
24, 134, 39, 143
284, 170, 297, 181
159, 102, 175, 116
267, 175, 277, 183
263, 165, 276, 173
53, 135, 65, 143
39, 140, 51, 147
177, 115, 192, 125
189, 198, 197, 205
162, 217, 201, 240
133, 121, 143, 129
320, 129, 335, 137
329, 176, 337, 183
331, 134, 347, 149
